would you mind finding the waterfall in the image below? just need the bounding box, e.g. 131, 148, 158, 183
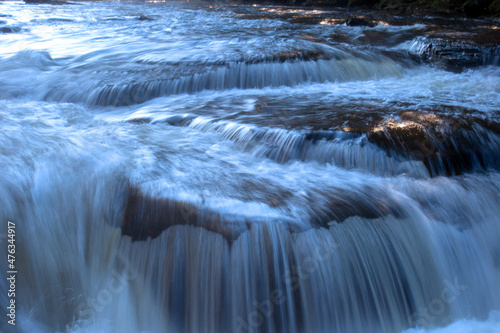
2, 166, 500, 332
0, 1, 499, 333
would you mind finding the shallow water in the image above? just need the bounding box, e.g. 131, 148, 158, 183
0, 1, 499, 332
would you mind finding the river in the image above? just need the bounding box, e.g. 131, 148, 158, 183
0, 1, 499, 332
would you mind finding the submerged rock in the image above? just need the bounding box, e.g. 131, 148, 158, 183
122, 186, 248, 242
419, 39, 500, 71
366, 113, 500, 176
24, 0, 68, 4
345, 17, 376, 26
121, 185, 308, 242
136, 14, 154, 21
0, 26, 21, 34
120, 181, 405, 242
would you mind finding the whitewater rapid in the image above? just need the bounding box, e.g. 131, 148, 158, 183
0, 1, 499, 333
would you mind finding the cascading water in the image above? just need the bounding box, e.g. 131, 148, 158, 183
0, 1, 499, 333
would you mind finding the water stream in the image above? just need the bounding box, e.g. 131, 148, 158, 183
0, 1, 499, 332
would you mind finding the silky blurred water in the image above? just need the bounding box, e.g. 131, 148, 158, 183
0, 1, 499, 332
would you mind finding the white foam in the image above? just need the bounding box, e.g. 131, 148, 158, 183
403, 311, 500, 333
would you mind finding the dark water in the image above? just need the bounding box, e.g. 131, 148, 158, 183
0, 1, 499, 332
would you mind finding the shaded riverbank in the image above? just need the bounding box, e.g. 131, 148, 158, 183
239, 0, 500, 18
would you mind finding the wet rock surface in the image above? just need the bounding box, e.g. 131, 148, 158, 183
366, 112, 500, 176
120, 183, 401, 242
233, 5, 500, 71
121, 184, 306, 242
24, 0, 68, 4
121, 185, 250, 242
345, 17, 376, 26
0, 25, 21, 34
416, 36, 500, 71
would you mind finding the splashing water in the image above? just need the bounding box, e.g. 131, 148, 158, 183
0, 1, 499, 333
